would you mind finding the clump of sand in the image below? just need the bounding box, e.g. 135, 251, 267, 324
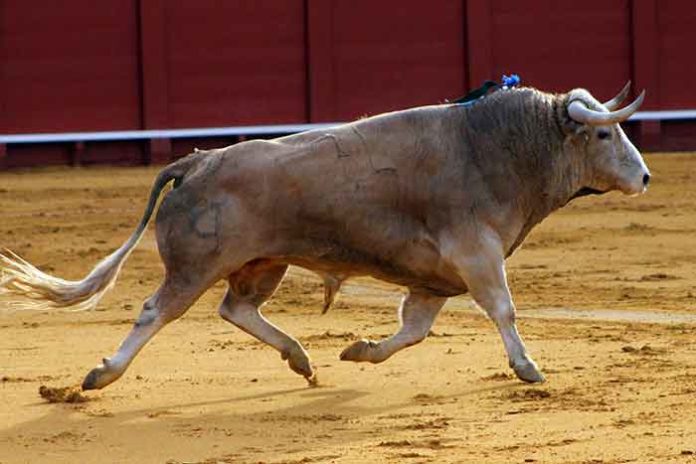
38, 385, 89, 404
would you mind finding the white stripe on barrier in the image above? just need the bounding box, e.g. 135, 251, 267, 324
628, 110, 696, 121
0, 122, 344, 144
1, 110, 696, 144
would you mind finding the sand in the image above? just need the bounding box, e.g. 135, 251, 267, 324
1, 153, 695, 463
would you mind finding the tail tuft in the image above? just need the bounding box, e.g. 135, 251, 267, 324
0, 150, 204, 311
0, 248, 125, 311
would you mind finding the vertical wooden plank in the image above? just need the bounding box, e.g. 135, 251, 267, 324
0, 145, 6, 171
465, 0, 493, 90
0, 1, 5, 136
0, 0, 6, 168
138, 0, 171, 162
71, 142, 85, 167
631, 0, 659, 108
460, 0, 470, 93
148, 138, 172, 165
631, 0, 661, 149
306, 0, 335, 122
302, 0, 311, 123
138, 0, 169, 129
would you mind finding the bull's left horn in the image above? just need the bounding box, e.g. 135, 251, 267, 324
603, 81, 631, 110
569, 90, 645, 125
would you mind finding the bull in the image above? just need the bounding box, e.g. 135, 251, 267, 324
0, 83, 649, 390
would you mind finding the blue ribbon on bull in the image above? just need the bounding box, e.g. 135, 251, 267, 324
452, 74, 521, 106
501, 74, 521, 89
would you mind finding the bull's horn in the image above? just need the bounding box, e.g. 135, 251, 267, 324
603, 81, 632, 110
568, 90, 645, 125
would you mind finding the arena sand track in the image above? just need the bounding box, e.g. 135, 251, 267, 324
1, 153, 695, 463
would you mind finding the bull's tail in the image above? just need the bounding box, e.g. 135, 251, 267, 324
0, 153, 201, 310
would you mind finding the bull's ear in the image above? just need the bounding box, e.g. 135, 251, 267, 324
559, 114, 590, 145
557, 101, 579, 136
558, 102, 588, 139
560, 114, 586, 138
574, 125, 591, 143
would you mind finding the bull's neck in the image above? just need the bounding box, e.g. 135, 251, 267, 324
456, 94, 584, 253
485, 108, 578, 204
531, 144, 585, 215
514, 145, 583, 253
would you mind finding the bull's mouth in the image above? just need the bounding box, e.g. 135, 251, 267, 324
570, 187, 607, 200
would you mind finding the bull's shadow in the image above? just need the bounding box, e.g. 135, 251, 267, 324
0, 381, 522, 461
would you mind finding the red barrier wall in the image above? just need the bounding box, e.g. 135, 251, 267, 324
307, 0, 466, 122
1, 0, 142, 133
163, 0, 307, 127
656, 2, 696, 109
1, 0, 694, 168
467, 0, 632, 100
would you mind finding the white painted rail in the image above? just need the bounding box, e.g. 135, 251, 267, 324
628, 109, 696, 121
0, 122, 344, 144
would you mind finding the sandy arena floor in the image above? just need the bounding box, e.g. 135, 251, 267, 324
1, 153, 695, 463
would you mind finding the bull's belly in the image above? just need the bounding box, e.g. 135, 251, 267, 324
278, 244, 468, 297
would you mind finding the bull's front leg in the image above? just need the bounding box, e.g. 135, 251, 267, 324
444, 232, 545, 383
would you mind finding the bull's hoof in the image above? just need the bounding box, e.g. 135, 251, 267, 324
81, 368, 102, 391
281, 346, 314, 379
306, 373, 319, 388
339, 339, 381, 363
81, 358, 122, 390
512, 359, 545, 383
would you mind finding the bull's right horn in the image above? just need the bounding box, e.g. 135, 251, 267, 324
603, 81, 631, 110
568, 90, 645, 125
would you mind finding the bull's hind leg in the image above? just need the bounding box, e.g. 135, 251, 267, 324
218, 261, 315, 383
82, 275, 210, 390
340, 291, 447, 363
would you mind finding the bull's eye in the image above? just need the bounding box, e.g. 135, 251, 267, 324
597, 130, 612, 140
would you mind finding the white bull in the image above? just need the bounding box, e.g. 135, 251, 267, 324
0, 83, 649, 391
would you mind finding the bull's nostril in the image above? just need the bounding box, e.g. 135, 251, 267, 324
643, 173, 651, 186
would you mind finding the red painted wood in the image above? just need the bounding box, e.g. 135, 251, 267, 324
139, 0, 172, 164
72, 141, 145, 165
1, 0, 141, 133
306, 0, 337, 121
487, 0, 632, 99
631, 0, 661, 149
163, 0, 307, 127
656, 0, 696, 109
466, 0, 493, 90
3, 142, 145, 168
147, 138, 172, 164
631, 0, 660, 108
72, 142, 85, 166
662, 121, 696, 151
308, 0, 465, 122
139, 0, 170, 129
4, 144, 73, 168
